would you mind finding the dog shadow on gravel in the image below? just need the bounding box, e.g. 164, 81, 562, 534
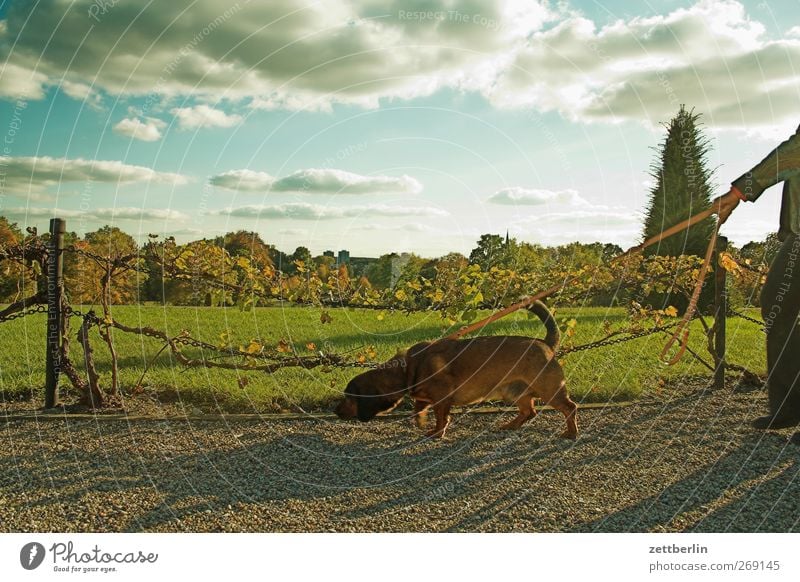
571, 434, 799, 533
329, 415, 584, 524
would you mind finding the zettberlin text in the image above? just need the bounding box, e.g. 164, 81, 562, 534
649, 544, 708, 554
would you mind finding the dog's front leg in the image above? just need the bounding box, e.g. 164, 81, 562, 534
427, 401, 452, 439
412, 399, 430, 429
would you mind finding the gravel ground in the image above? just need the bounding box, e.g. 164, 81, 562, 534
1, 384, 799, 532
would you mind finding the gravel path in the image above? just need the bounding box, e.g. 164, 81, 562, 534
2, 386, 799, 532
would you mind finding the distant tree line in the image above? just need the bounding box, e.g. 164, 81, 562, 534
0, 216, 776, 310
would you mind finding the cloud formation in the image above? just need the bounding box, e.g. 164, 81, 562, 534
92, 207, 189, 221
209, 168, 422, 195
113, 117, 166, 141
0, 156, 188, 196
212, 202, 447, 219
488, 0, 800, 132
0, 0, 552, 108
3, 206, 187, 221
488, 187, 589, 206
171, 105, 242, 130
0, 1, 796, 132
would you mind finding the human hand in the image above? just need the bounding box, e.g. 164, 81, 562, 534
713, 189, 742, 224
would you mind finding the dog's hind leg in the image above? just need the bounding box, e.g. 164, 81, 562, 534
548, 382, 578, 439
427, 401, 452, 439
499, 393, 536, 430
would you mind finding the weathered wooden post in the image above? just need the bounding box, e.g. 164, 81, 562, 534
714, 235, 728, 390
44, 217, 65, 408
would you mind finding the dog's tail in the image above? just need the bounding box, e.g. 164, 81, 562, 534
526, 300, 560, 351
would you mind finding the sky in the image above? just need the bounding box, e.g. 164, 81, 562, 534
0, 0, 798, 258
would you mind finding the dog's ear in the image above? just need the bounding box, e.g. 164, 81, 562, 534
356, 393, 381, 421
405, 341, 431, 391
345, 374, 381, 422
353, 368, 406, 421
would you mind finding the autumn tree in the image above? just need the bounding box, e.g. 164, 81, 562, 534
314, 254, 336, 280
0, 217, 30, 302
365, 253, 398, 289
728, 232, 781, 307
739, 233, 781, 267
216, 230, 273, 267
289, 246, 314, 273
65, 226, 142, 305
469, 234, 510, 270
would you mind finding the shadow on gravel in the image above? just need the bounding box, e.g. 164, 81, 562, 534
0, 414, 577, 531
572, 434, 799, 533
4, 394, 797, 532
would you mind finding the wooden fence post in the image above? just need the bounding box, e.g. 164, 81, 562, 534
44, 217, 65, 408
714, 235, 728, 390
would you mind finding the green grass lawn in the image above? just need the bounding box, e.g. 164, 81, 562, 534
0, 305, 767, 412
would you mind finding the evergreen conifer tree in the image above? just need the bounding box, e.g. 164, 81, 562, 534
643, 105, 715, 257
642, 106, 717, 311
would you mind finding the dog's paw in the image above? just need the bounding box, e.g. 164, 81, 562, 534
498, 422, 520, 430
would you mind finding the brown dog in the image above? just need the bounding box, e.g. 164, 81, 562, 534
334, 301, 578, 439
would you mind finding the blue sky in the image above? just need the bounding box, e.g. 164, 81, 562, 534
0, 0, 798, 257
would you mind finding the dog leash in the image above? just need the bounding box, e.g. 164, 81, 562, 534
658, 217, 719, 364
448, 206, 719, 365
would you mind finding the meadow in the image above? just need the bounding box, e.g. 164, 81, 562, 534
0, 305, 766, 412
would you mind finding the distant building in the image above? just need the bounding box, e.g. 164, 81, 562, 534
325, 249, 376, 277
390, 253, 413, 287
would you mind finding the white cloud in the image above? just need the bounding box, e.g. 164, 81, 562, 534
209, 168, 422, 195
488, 187, 589, 206
212, 202, 447, 219
0, 0, 554, 108
209, 170, 273, 192
92, 207, 189, 221
171, 104, 242, 130
3, 206, 189, 222
355, 223, 435, 233
533, 210, 641, 227
0, 62, 48, 99
508, 204, 643, 246
1, 1, 796, 134
2, 207, 89, 219
489, 0, 800, 132
113, 117, 166, 142
167, 228, 206, 235
0, 156, 189, 196
59, 80, 102, 107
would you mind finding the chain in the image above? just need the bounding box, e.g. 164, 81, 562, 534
557, 321, 682, 355
727, 308, 766, 331
63, 305, 93, 321
0, 303, 48, 323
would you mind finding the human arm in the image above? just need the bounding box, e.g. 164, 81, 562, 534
713, 126, 800, 224
731, 128, 800, 202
